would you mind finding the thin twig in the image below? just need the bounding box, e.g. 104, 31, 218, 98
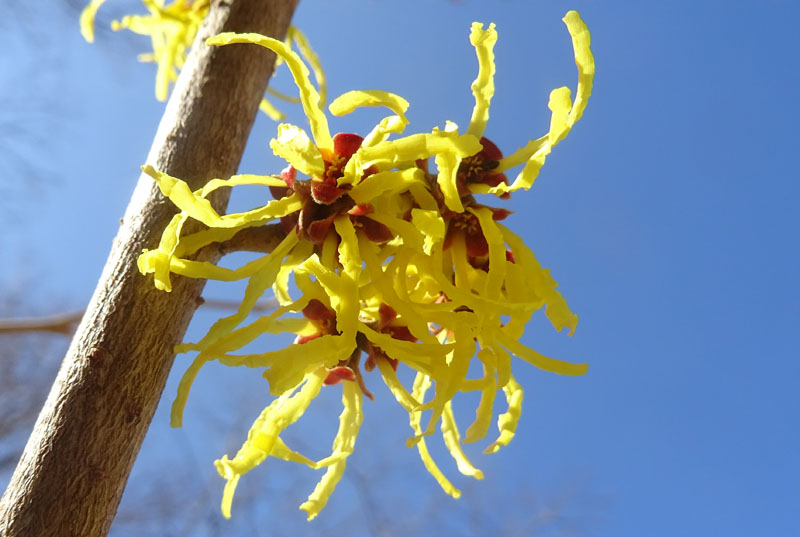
0, 297, 279, 336
0, 310, 84, 335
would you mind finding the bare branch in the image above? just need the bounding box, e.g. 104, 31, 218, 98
0, 310, 84, 335
0, 296, 279, 336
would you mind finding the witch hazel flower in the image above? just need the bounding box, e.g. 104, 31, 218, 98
79, 0, 325, 118
137, 10, 594, 520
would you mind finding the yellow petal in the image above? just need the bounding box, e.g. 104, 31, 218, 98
435, 149, 464, 213
320, 229, 338, 269
287, 25, 327, 107
333, 216, 361, 282
357, 131, 482, 170
142, 164, 302, 228
411, 209, 446, 255
361, 115, 408, 149
363, 212, 424, 252
408, 183, 439, 211
207, 32, 333, 150
484, 376, 523, 454
347, 168, 425, 205
262, 336, 345, 395
492, 343, 513, 388
423, 322, 476, 436
408, 373, 461, 498
271, 437, 317, 468
111, 0, 206, 102
497, 330, 588, 376
441, 401, 484, 479
176, 231, 298, 352
200, 173, 288, 194
216, 370, 326, 518
357, 236, 439, 346
376, 358, 422, 412
192, 301, 306, 358
466, 23, 497, 139
499, 223, 578, 334
273, 240, 314, 305
259, 97, 286, 121
469, 207, 507, 300
329, 89, 409, 123
562, 10, 595, 130
359, 324, 444, 371
80, 0, 107, 43
137, 212, 186, 292
463, 349, 498, 443
493, 135, 547, 174
266, 86, 302, 104
218, 332, 338, 371
329, 217, 362, 340
269, 123, 325, 177
492, 10, 594, 193
301, 382, 364, 520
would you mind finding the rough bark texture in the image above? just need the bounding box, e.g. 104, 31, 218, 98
0, 1, 299, 535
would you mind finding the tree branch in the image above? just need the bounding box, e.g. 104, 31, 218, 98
0, 298, 279, 336
0, 1, 299, 535
0, 310, 84, 335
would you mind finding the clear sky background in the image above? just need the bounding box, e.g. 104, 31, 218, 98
1, 1, 798, 536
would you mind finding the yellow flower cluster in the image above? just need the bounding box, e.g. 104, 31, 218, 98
79, 0, 325, 118
138, 11, 594, 520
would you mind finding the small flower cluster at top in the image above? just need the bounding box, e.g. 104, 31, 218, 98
80, 0, 326, 119
137, 11, 594, 521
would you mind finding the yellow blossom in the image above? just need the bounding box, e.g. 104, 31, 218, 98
138, 10, 594, 520
79, 0, 325, 116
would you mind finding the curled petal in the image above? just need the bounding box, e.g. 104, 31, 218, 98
270, 437, 317, 468
463, 348, 498, 443
357, 131, 482, 170
263, 336, 347, 395
288, 25, 327, 107
441, 402, 484, 480
376, 358, 422, 412
411, 209, 446, 255
497, 330, 588, 376
207, 32, 333, 150
348, 168, 425, 205
469, 207, 507, 300
301, 382, 364, 520
489, 10, 595, 193
142, 165, 302, 228
408, 373, 462, 498
270, 123, 325, 178
361, 115, 408, 149
359, 324, 443, 371
216, 370, 326, 518
329, 89, 410, 124
466, 23, 497, 139
80, 0, 107, 42
499, 223, 578, 334
483, 376, 523, 454
259, 96, 286, 121
422, 323, 476, 436
435, 150, 464, 213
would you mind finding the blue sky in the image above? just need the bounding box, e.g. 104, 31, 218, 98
2, 1, 799, 536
